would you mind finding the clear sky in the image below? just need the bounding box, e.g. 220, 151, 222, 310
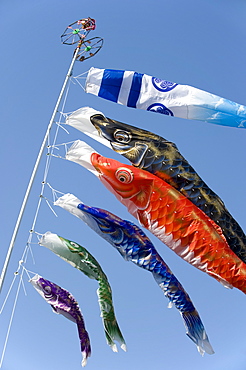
1, 1, 246, 369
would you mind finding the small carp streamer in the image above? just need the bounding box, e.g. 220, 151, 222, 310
54, 193, 214, 355
85, 67, 246, 128
39, 232, 126, 352
30, 274, 91, 367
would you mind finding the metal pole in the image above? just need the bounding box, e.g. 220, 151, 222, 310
0, 45, 81, 292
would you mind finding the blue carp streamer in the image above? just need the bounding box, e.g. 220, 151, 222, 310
55, 193, 214, 356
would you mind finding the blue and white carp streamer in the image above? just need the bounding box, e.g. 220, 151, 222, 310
85, 67, 246, 128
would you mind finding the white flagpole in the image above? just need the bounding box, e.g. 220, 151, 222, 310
0, 42, 82, 292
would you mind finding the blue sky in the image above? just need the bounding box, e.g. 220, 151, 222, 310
1, 1, 246, 369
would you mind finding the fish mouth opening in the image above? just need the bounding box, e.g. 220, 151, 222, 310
78, 204, 102, 220
91, 152, 100, 164
91, 115, 110, 136
78, 203, 92, 214
91, 153, 111, 175
90, 153, 103, 174
91, 113, 105, 124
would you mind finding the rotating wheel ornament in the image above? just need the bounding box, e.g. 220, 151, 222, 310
76, 37, 104, 61
61, 18, 96, 45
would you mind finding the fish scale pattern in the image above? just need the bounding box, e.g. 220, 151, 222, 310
30, 274, 91, 366
90, 114, 246, 263
90, 153, 246, 295
132, 140, 246, 262
73, 202, 213, 355
139, 177, 246, 292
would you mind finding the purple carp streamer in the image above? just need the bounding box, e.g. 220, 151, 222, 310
39, 232, 126, 352
30, 274, 91, 367
85, 67, 246, 128
54, 193, 214, 356
65, 107, 246, 263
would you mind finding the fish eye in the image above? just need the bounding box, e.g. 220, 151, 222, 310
70, 242, 79, 249
115, 168, 134, 183
44, 285, 51, 293
113, 130, 131, 143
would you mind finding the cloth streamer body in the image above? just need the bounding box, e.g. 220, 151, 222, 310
85, 67, 246, 128
30, 274, 91, 367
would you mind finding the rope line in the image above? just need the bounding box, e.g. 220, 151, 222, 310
55, 122, 70, 134
71, 70, 89, 91
0, 263, 26, 368
0, 66, 73, 368
47, 140, 76, 160
46, 183, 65, 203
44, 197, 58, 217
